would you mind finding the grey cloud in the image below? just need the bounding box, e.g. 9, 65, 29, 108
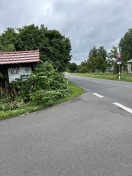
0, 0, 132, 64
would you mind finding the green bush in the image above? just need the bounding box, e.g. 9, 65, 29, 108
8, 61, 69, 106
30, 89, 69, 106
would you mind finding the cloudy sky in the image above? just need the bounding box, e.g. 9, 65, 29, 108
0, 0, 132, 64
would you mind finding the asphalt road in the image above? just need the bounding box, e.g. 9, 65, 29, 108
66, 73, 132, 110
0, 74, 132, 176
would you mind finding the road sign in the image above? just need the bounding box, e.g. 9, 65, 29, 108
117, 57, 121, 62
117, 57, 121, 65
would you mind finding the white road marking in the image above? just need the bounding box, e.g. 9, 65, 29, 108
113, 103, 132, 114
93, 93, 104, 98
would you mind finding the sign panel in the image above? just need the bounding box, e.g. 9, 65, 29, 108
8, 67, 32, 83
117, 57, 121, 62
117, 57, 121, 65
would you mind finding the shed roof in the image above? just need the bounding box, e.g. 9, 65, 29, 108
127, 59, 132, 63
0, 50, 40, 65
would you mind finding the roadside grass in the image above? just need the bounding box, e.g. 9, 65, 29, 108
72, 72, 132, 82
0, 105, 39, 121
0, 82, 84, 121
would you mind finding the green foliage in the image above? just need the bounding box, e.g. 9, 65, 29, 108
0, 71, 4, 79
79, 66, 89, 73
0, 24, 71, 72
87, 57, 96, 72
75, 72, 132, 82
9, 61, 69, 105
119, 28, 132, 62
0, 100, 25, 111
0, 27, 17, 51
78, 60, 89, 73
97, 46, 107, 60
96, 56, 107, 73
79, 46, 107, 73
107, 46, 117, 69
30, 89, 68, 106
88, 46, 98, 58
14, 24, 71, 72
108, 46, 118, 59
68, 62, 78, 72
0, 81, 84, 120
78, 47, 99, 73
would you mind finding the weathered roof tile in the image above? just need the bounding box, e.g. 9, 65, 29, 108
0, 50, 40, 64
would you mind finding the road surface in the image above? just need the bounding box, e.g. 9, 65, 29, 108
66, 73, 132, 112
0, 74, 132, 176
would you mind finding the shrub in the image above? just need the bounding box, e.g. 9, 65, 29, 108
9, 61, 69, 106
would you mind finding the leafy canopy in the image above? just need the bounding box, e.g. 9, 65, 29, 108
80, 46, 107, 73
0, 24, 72, 72
10, 61, 69, 106
119, 28, 132, 62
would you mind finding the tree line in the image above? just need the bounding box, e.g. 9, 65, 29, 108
0, 25, 132, 74
68, 28, 132, 73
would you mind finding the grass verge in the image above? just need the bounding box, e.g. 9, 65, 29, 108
0, 81, 84, 121
72, 72, 132, 82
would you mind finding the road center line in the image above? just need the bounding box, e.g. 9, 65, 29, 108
93, 93, 104, 98
113, 103, 132, 114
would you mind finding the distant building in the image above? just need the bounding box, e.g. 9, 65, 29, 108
127, 59, 132, 73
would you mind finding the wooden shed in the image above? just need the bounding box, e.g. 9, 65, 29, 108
0, 50, 40, 93
0, 50, 40, 81
127, 59, 132, 73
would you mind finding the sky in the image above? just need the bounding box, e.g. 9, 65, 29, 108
0, 0, 132, 64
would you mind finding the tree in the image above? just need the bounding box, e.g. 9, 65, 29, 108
108, 46, 118, 59
107, 46, 118, 72
15, 24, 71, 72
88, 57, 96, 72
119, 28, 132, 63
87, 46, 98, 72
43, 29, 71, 71
97, 46, 107, 60
68, 62, 78, 72
88, 46, 98, 58
87, 46, 107, 72
96, 56, 107, 72
78, 60, 89, 73
0, 28, 17, 51
0, 24, 72, 72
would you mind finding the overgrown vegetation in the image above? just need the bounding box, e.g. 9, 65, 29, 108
10, 62, 69, 104
0, 79, 84, 121
0, 24, 74, 120
0, 62, 84, 120
0, 62, 85, 121
1, 61, 68, 105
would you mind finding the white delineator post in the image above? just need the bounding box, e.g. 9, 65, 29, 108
117, 53, 121, 80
